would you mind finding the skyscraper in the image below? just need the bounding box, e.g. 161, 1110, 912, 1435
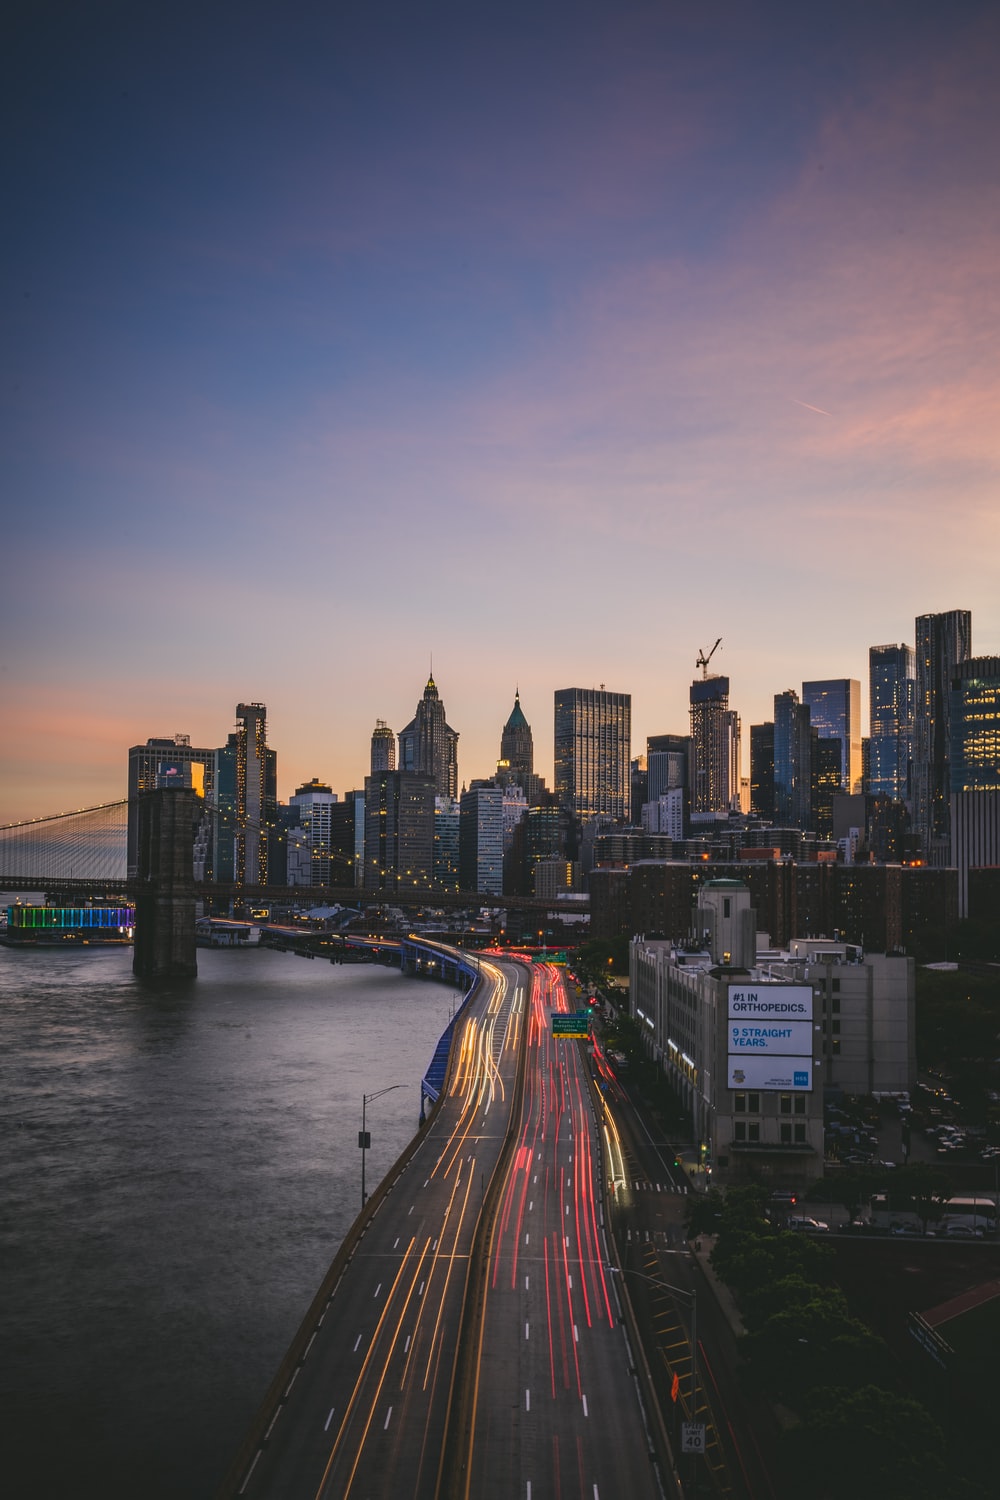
370, 720, 396, 773
950, 657, 1000, 794
689, 676, 739, 815
868, 644, 916, 801
459, 782, 505, 896
288, 779, 337, 885
749, 723, 775, 821
913, 610, 972, 859
498, 690, 533, 780
398, 674, 459, 800
553, 687, 631, 821
802, 679, 862, 794
363, 770, 435, 892
773, 690, 812, 830
949, 656, 1000, 918
234, 702, 277, 885
496, 690, 544, 802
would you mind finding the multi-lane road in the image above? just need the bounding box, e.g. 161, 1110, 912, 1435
221, 955, 674, 1500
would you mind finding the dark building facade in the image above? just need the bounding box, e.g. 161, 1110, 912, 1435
398, 675, 459, 800
554, 687, 631, 821
868, 643, 915, 801
363, 771, 435, 893
749, 723, 775, 821
773, 690, 811, 830
913, 609, 972, 861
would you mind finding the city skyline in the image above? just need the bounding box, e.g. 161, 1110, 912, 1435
5, 614, 992, 828
3, 2, 998, 823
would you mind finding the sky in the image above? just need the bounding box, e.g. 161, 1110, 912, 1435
2, 0, 998, 824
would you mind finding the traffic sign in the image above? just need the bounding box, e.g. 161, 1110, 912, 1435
551, 1011, 590, 1038
681, 1422, 706, 1454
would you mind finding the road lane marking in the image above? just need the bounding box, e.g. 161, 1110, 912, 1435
574, 1325, 579, 1342
525, 1322, 530, 1339
394, 1237, 400, 1248
353, 1334, 362, 1351
525, 1388, 531, 1411
384, 1406, 393, 1429
405, 1335, 411, 1352
324, 1407, 334, 1431
419, 1280, 425, 1295
582, 1394, 589, 1416
374, 1283, 382, 1298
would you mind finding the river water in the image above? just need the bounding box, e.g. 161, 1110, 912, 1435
0, 943, 457, 1498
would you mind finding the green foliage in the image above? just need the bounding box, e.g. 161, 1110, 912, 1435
685, 1188, 726, 1238
741, 1274, 846, 1333
807, 1168, 875, 1219
575, 935, 630, 980
886, 1162, 954, 1226
784, 1385, 946, 1500
710, 1224, 833, 1303
741, 1296, 893, 1402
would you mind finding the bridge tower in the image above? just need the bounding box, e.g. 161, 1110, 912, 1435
132, 786, 198, 978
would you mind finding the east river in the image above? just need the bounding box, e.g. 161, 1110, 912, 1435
0, 942, 457, 1499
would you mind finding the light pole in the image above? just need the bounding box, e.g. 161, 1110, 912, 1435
607, 1264, 700, 1476
360, 1084, 406, 1210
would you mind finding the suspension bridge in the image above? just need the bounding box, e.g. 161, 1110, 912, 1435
0, 793, 586, 977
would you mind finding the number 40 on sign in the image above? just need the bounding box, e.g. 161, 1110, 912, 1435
681, 1423, 706, 1454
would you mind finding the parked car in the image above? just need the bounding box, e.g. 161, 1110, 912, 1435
787, 1215, 829, 1232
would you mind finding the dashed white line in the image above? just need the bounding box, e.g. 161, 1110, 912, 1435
525, 1322, 530, 1339
525, 1388, 531, 1411
582, 1394, 589, 1417
384, 1406, 393, 1430
404, 1335, 411, 1352
374, 1283, 382, 1298
419, 1280, 425, 1296
574, 1325, 579, 1343
353, 1334, 362, 1351
324, 1407, 334, 1431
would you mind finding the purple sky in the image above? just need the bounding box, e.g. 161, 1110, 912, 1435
2, 0, 998, 822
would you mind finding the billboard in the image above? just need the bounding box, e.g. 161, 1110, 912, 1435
729, 1020, 812, 1055
728, 984, 814, 1092
728, 984, 813, 1022
727, 1057, 813, 1091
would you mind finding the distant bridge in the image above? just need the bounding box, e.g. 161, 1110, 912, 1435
0, 797, 587, 976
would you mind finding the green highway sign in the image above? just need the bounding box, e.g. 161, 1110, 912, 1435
551, 1010, 591, 1038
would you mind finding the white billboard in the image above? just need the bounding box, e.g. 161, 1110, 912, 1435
728, 984, 813, 1022
729, 1020, 813, 1056
727, 1056, 813, 1091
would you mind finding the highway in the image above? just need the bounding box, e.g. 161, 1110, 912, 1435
455, 962, 666, 1499
223, 954, 526, 1500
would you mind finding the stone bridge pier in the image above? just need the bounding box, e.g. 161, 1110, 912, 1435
132, 786, 198, 978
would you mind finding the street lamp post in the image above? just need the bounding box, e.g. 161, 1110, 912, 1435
607, 1264, 700, 1479
360, 1084, 406, 1210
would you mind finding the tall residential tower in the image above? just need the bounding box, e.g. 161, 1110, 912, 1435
554, 687, 631, 821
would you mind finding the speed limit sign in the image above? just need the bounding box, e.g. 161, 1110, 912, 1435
681, 1422, 706, 1454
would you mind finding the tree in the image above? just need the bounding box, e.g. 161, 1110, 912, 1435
888, 1162, 953, 1232
784, 1384, 946, 1500
710, 1223, 833, 1303
741, 1295, 893, 1402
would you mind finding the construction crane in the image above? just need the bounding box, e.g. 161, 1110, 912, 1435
696, 638, 722, 679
